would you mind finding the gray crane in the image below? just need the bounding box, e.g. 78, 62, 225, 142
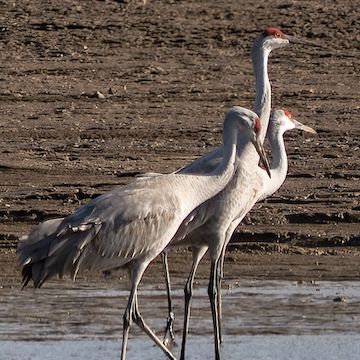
159, 27, 291, 347
214, 108, 316, 347
156, 27, 290, 356
17, 106, 270, 360
168, 108, 316, 360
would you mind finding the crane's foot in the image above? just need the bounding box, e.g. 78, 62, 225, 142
163, 312, 175, 348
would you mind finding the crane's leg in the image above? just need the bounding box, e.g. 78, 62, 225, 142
162, 252, 176, 347
208, 258, 221, 360
180, 246, 207, 360
216, 247, 226, 344
216, 224, 239, 346
121, 273, 139, 360
122, 262, 177, 360
132, 292, 177, 360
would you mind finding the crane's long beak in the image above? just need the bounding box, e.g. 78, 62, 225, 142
284, 35, 324, 49
293, 119, 317, 134
284, 34, 308, 45
283, 34, 298, 43
253, 138, 271, 178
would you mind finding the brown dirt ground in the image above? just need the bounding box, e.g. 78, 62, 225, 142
0, 0, 359, 286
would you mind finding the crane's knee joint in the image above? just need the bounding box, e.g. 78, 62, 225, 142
132, 311, 144, 327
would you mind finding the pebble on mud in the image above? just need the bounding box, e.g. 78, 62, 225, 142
96, 91, 106, 99
333, 296, 346, 303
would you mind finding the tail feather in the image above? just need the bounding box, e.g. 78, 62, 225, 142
20, 218, 64, 246
17, 218, 64, 265
17, 217, 103, 288
21, 264, 33, 289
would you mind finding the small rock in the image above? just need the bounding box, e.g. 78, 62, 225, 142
96, 91, 106, 99
333, 296, 346, 303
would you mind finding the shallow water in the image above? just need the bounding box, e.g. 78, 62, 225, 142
2, 335, 360, 360
1, 279, 360, 359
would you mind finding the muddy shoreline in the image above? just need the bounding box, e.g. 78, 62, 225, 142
1, 245, 359, 290
0, 0, 359, 286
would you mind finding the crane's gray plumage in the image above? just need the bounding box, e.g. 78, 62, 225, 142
17, 106, 268, 360
19, 166, 236, 289
19, 181, 189, 287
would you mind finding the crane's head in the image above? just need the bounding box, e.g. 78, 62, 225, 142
268, 109, 317, 136
226, 106, 271, 177
255, 27, 289, 52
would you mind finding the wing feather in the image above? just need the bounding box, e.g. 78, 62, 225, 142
18, 176, 181, 287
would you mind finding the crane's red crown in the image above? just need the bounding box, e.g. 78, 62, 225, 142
254, 116, 261, 135
283, 109, 292, 118
263, 27, 285, 38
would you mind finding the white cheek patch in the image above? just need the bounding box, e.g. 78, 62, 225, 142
280, 118, 293, 130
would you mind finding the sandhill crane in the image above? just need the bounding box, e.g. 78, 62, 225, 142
17, 106, 270, 360
158, 27, 291, 351
259, 109, 316, 200
169, 109, 316, 360
213, 108, 316, 338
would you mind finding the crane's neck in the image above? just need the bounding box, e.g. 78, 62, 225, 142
178, 45, 271, 175
179, 116, 238, 210
263, 129, 288, 198
252, 46, 271, 144
232, 47, 271, 167
213, 116, 238, 181
235, 134, 259, 167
